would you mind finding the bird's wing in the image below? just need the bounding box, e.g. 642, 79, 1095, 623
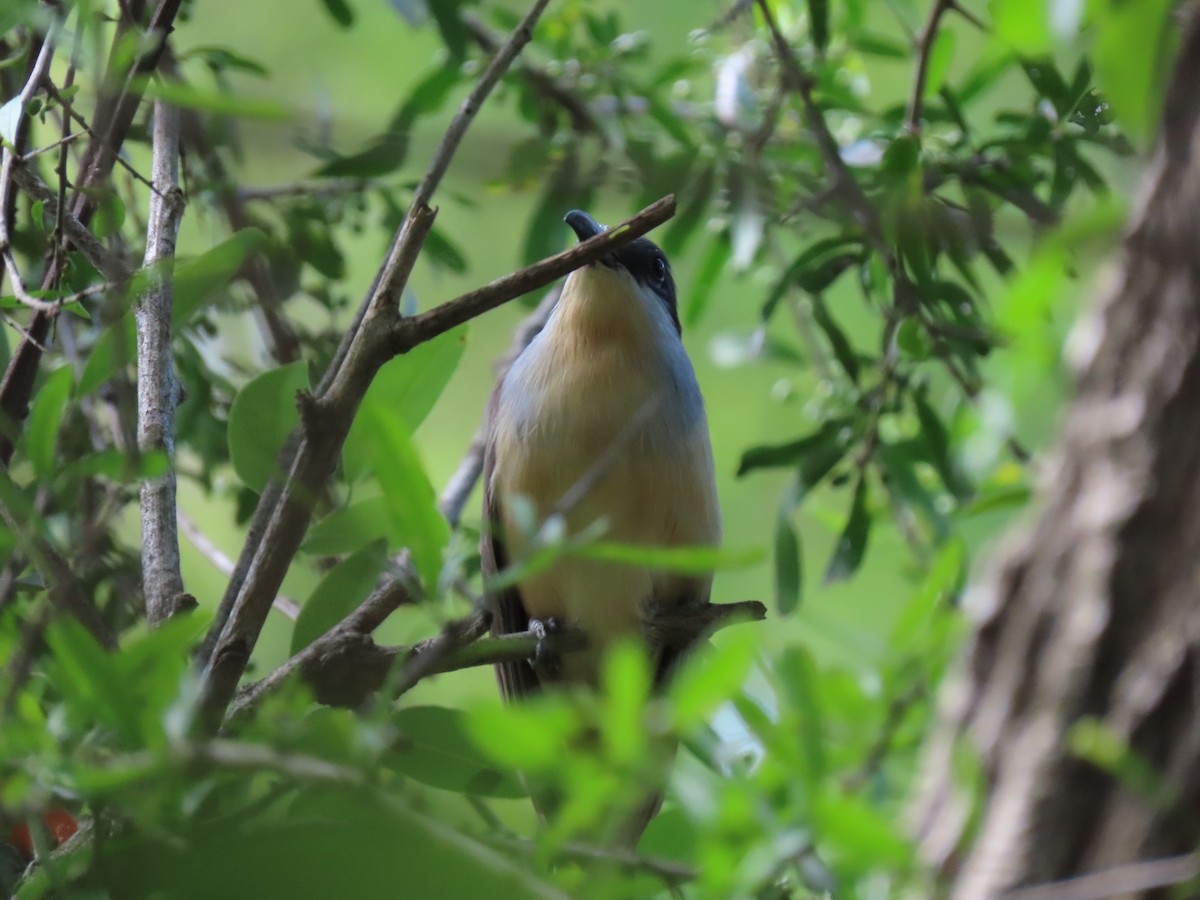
480, 377, 541, 703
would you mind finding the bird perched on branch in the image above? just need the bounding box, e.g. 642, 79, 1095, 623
480, 208, 721, 844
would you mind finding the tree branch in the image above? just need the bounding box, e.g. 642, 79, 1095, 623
392, 196, 676, 354
227, 568, 418, 723
232, 596, 764, 721
906, 0, 953, 134
177, 511, 299, 620
196, 0, 562, 730
6, 162, 130, 281
137, 99, 193, 626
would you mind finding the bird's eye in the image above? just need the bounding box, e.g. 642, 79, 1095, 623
653, 256, 668, 282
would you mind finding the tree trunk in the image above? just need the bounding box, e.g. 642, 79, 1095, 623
914, 11, 1200, 898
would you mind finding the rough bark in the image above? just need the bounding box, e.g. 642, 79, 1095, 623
914, 11, 1200, 898
137, 99, 193, 625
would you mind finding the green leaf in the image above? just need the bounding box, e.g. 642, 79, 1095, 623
812, 295, 861, 383
26, 366, 73, 480
302, 497, 393, 556
773, 511, 802, 615
668, 629, 757, 728
173, 228, 269, 325
738, 418, 854, 479
812, 789, 912, 868
851, 31, 909, 58
913, 392, 972, 499
762, 237, 863, 322
290, 540, 388, 655
45, 619, 142, 748
314, 131, 409, 179
923, 29, 956, 98
521, 156, 584, 267
807, 0, 829, 52
104, 797, 567, 900
78, 322, 129, 397
990, 0, 1051, 53
573, 542, 764, 574
344, 326, 467, 480
662, 161, 716, 256
776, 646, 825, 786
1091, 0, 1172, 143
684, 234, 731, 328
228, 361, 309, 492
362, 401, 450, 593
387, 705, 525, 798
428, 0, 468, 59
319, 0, 355, 27
139, 78, 290, 120
823, 475, 870, 585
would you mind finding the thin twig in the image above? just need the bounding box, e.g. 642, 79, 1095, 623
7, 162, 129, 281
462, 12, 604, 137
137, 98, 193, 626
906, 0, 953, 134
177, 511, 300, 620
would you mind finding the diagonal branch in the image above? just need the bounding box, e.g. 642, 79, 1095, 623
137, 98, 194, 626
906, 0, 953, 134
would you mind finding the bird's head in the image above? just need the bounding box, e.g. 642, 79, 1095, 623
562, 209, 681, 335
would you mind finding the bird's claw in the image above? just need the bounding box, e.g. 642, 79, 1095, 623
528, 617, 563, 679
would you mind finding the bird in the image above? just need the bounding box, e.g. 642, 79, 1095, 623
479, 208, 722, 844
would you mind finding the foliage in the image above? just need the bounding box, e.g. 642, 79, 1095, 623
0, 0, 1173, 897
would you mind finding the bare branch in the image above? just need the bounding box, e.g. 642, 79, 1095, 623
137, 99, 193, 626
233, 596, 764, 719
227, 570, 417, 722
462, 12, 604, 137
6, 163, 129, 281
906, 0, 953, 134
177, 512, 299, 620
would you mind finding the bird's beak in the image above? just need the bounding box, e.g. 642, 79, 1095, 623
564, 209, 622, 271
564, 209, 605, 242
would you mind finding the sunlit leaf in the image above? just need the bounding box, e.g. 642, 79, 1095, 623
344, 326, 467, 480
573, 542, 764, 574
361, 401, 450, 593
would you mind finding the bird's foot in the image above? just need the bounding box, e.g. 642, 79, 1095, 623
528, 617, 563, 679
